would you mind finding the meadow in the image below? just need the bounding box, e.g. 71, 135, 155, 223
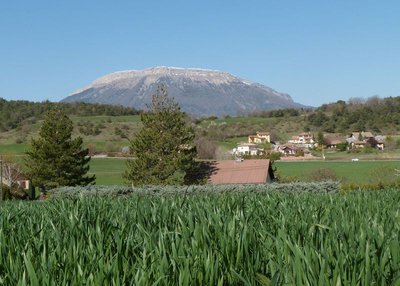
275, 160, 400, 184
87, 158, 400, 186
0, 189, 399, 285
88, 158, 127, 185
0, 115, 141, 155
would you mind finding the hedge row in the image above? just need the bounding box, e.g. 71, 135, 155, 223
50, 181, 339, 198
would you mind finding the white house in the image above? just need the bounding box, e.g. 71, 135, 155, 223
235, 143, 259, 156
288, 132, 315, 148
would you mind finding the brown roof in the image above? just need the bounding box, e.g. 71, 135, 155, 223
351, 131, 374, 138
325, 137, 345, 145
209, 159, 273, 184
281, 144, 299, 149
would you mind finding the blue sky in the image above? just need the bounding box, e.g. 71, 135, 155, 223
0, 0, 399, 106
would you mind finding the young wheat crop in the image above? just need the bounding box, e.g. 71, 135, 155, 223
0, 190, 399, 285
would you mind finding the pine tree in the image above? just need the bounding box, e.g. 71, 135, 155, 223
124, 85, 198, 186
25, 109, 95, 189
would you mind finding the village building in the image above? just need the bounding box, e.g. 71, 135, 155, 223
277, 144, 303, 156
350, 140, 367, 149
324, 136, 346, 149
347, 132, 374, 142
1, 163, 30, 190
209, 159, 275, 184
287, 132, 315, 148
235, 143, 259, 156
248, 132, 271, 144
375, 135, 385, 150
347, 131, 385, 150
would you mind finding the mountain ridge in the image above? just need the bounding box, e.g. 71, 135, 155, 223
63, 66, 304, 117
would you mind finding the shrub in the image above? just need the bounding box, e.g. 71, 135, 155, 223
309, 168, 337, 181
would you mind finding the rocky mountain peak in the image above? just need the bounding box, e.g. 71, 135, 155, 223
64, 66, 303, 117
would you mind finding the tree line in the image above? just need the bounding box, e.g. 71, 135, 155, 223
305, 96, 400, 133
248, 96, 400, 134
0, 98, 139, 132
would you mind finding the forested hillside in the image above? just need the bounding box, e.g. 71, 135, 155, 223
246, 96, 400, 135
305, 96, 400, 133
0, 98, 139, 132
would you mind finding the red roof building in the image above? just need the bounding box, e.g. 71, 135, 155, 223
208, 159, 275, 184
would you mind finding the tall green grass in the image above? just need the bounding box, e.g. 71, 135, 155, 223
0, 190, 399, 285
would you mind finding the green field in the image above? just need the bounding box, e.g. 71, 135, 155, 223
0, 143, 29, 155
217, 136, 248, 149
89, 158, 128, 185
199, 116, 279, 127
70, 115, 141, 123
1, 190, 399, 284
275, 160, 400, 184
86, 158, 400, 185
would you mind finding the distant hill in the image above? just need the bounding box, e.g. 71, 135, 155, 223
304, 97, 400, 134
62, 66, 305, 117
0, 98, 138, 132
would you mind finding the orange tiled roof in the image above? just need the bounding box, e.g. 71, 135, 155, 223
209, 159, 272, 184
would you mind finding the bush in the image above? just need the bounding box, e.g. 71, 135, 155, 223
15, 137, 24, 144
309, 168, 337, 181
195, 137, 217, 159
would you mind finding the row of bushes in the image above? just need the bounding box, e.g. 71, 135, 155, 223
50, 181, 340, 198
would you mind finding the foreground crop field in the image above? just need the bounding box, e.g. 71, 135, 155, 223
1, 190, 400, 285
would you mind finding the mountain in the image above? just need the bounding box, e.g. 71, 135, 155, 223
62, 66, 304, 117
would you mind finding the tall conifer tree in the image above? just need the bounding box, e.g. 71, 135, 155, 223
26, 109, 95, 189
124, 85, 198, 186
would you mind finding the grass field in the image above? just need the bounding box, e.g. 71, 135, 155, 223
70, 115, 141, 123
275, 160, 400, 184
86, 158, 400, 185
89, 158, 128, 185
199, 116, 279, 127
1, 190, 399, 284
0, 143, 29, 155
217, 136, 248, 150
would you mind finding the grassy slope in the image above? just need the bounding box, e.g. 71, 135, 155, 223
0, 115, 141, 154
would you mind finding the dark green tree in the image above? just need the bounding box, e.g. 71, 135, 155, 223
124, 85, 198, 186
317, 131, 326, 146
25, 109, 95, 189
